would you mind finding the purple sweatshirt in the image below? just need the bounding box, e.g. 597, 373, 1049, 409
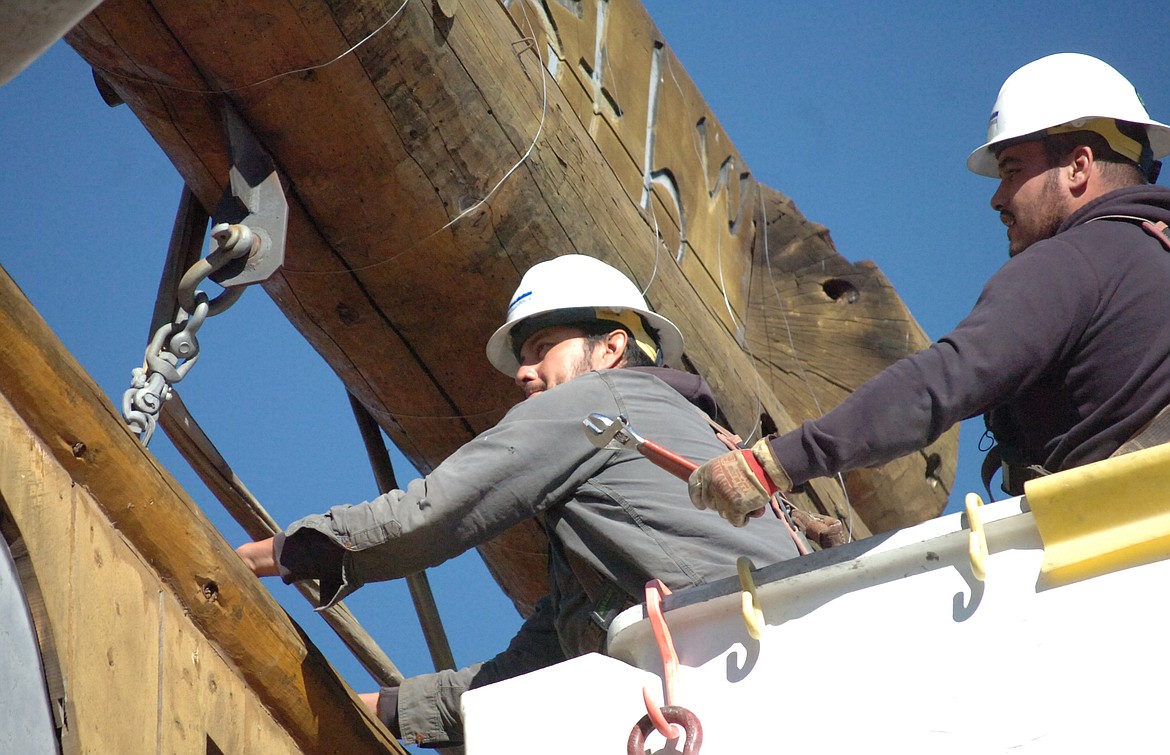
768, 184, 1170, 487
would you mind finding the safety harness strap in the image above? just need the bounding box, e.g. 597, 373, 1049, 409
1112, 403, 1170, 457
980, 442, 1050, 501
561, 547, 636, 654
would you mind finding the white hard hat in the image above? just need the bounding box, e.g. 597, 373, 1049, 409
967, 53, 1170, 177
485, 255, 684, 376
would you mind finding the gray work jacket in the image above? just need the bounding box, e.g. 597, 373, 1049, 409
278, 368, 799, 746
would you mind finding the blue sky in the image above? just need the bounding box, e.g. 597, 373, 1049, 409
2, 1, 1168, 746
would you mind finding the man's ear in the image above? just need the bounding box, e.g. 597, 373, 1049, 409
594, 329, 629, 369
1068, 145, 1093, 195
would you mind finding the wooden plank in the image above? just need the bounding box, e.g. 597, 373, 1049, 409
69, 484, 162, 754
0, 0, 103, 85
1, 403, 301, 754
157, 602, 303, 754
0, 263, 403, 753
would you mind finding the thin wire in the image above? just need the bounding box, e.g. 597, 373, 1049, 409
92, 0, 410, 95
761, 197, 820, 414
435, 0, 548, 234
601, 1, 664, 300
283, 0, 551, 277
715, 224, 765, 445
686, 70, 765, 438
658, 50, 764, 439
759, 191, 855, 542
599, 4, 620, 117
91, 0, 549, 282
715, 232, 739, 334
640, 195, 663, 297
662, 50, 705, 169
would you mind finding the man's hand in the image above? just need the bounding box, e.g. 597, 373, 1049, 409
357, 691, 380, 717
235, 537, 280, 577
360, 688, 401, 736
688, 439, 790, 527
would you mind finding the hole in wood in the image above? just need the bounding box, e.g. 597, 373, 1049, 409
336, 303, 358, 325
822, 278, 860, 304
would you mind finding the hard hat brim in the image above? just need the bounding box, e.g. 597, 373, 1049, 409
967, 118, 1170, 178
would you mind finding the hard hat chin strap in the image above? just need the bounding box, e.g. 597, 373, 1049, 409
1140, 145, 1162, 184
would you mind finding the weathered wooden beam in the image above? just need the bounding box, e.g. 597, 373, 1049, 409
66, 0, 956, 611
746, 187, 959, 529
2, 412, 307, 753
0, 262, 403, 753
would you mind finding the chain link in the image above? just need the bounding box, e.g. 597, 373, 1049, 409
122, 223, 258, 444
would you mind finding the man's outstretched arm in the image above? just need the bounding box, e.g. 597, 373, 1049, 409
236, 537, 279, 576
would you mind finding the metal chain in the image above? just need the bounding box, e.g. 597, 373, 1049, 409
122, 223, 258, 444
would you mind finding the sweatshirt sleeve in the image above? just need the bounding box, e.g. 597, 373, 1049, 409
278, 374, 621, 605
392, 596, 566, 747
768, 239, 1099, 487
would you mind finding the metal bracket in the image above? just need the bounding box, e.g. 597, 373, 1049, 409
209, 103, 288, 288
121, 106, 289, 445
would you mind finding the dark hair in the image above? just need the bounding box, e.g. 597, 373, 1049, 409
580, 323, 656, 367
510, 308, 661, 367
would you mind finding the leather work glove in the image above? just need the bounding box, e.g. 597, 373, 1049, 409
688, 438, 792, 527
789, 508, 848, 548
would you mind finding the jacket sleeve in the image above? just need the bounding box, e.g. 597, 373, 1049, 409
768, 239, 1098, 487
393, 596, 567, 747
277, 374, 620, 605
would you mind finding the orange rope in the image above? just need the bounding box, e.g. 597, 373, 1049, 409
641, 579, 681, 740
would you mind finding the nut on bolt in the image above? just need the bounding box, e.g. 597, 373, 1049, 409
210, 223, 258, 258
